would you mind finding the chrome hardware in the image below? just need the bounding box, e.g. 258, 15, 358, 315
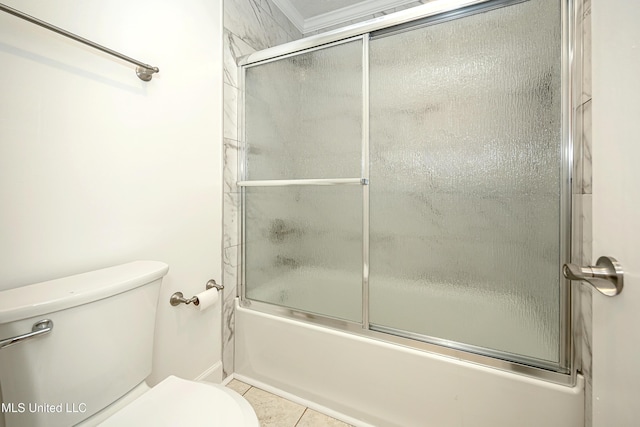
169, 291, 198, 306
563, 256, 624, 296
170, 279, 224, 306
206, 279, 223, 291
237, 178, 364, 187
0, 3, 159, 81
136, 67, 156, 82
0, 319, 54, 350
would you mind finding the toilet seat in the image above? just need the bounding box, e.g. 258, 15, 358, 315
99, 376, 259, 427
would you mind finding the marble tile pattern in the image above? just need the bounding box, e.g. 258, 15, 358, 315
581, 0, 592, 104
576, 0, 592, 197
227, 378, 252, 395
223, 85, 239, 140
225, 0, 300, 52
226, 380, 353, 427
581, 99, 593, 195
575, 0, 592, 425
222, 0, 302, 379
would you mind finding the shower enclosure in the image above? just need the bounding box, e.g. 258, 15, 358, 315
238, 0, 573, 381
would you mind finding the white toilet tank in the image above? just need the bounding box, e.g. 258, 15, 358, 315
0, 261, 169, 427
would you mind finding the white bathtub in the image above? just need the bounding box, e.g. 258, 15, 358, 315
235, 299, 584, 427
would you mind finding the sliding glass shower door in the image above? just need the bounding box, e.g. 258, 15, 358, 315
241, 0, 568, 373
368, 0, 563, 366
242, 39, 365, 322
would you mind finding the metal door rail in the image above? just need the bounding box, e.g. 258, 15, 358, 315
0, 3, 159, 81
238, 178, 368, 187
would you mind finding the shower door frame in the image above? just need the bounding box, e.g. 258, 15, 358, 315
237, 0, 579, 386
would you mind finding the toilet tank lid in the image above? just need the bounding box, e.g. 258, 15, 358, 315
0, 261, 169, 324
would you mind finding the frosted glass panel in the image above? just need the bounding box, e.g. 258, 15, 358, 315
245, 40, 363, 180
369, 0, 562, 363
244, 186, 362, 322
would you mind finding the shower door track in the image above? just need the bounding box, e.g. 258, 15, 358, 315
238, 0, 578, 387
239, 0, 529, 67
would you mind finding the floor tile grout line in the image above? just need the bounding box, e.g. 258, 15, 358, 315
293, 407, 308, 427
228, 382, 355, 426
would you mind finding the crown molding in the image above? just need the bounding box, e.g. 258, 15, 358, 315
270, 0, 305, 33
303, 0, 420, 33
270, 0, 422, 36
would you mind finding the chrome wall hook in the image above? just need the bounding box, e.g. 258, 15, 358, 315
563, 256, 624, 296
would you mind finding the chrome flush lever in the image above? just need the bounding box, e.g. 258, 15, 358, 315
563, 256, 624, 296
0, 319, 54, 350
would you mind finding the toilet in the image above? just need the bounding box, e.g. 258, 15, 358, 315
0, 261, 259, 427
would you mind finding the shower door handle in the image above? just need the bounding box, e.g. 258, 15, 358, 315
563, 256, 624, 296
0, 319, 54, 350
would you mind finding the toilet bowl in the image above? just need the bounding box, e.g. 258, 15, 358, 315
0, 261, 259, 427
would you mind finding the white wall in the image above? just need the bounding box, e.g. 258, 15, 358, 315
0, 0, 223, 385
591, 0, 640, 425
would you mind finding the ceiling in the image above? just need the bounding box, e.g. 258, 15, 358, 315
271, 0, 421, 34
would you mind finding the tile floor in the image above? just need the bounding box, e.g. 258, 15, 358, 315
226, 379, 353, 427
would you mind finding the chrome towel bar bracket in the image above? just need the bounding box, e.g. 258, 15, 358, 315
0, 319, 53, 350
563, 256, 624, 296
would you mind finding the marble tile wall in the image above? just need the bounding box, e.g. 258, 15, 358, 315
576, 0, 593, 425
222, 0, 302, 379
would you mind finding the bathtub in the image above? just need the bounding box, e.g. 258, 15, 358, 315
235, 298, 584, 427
